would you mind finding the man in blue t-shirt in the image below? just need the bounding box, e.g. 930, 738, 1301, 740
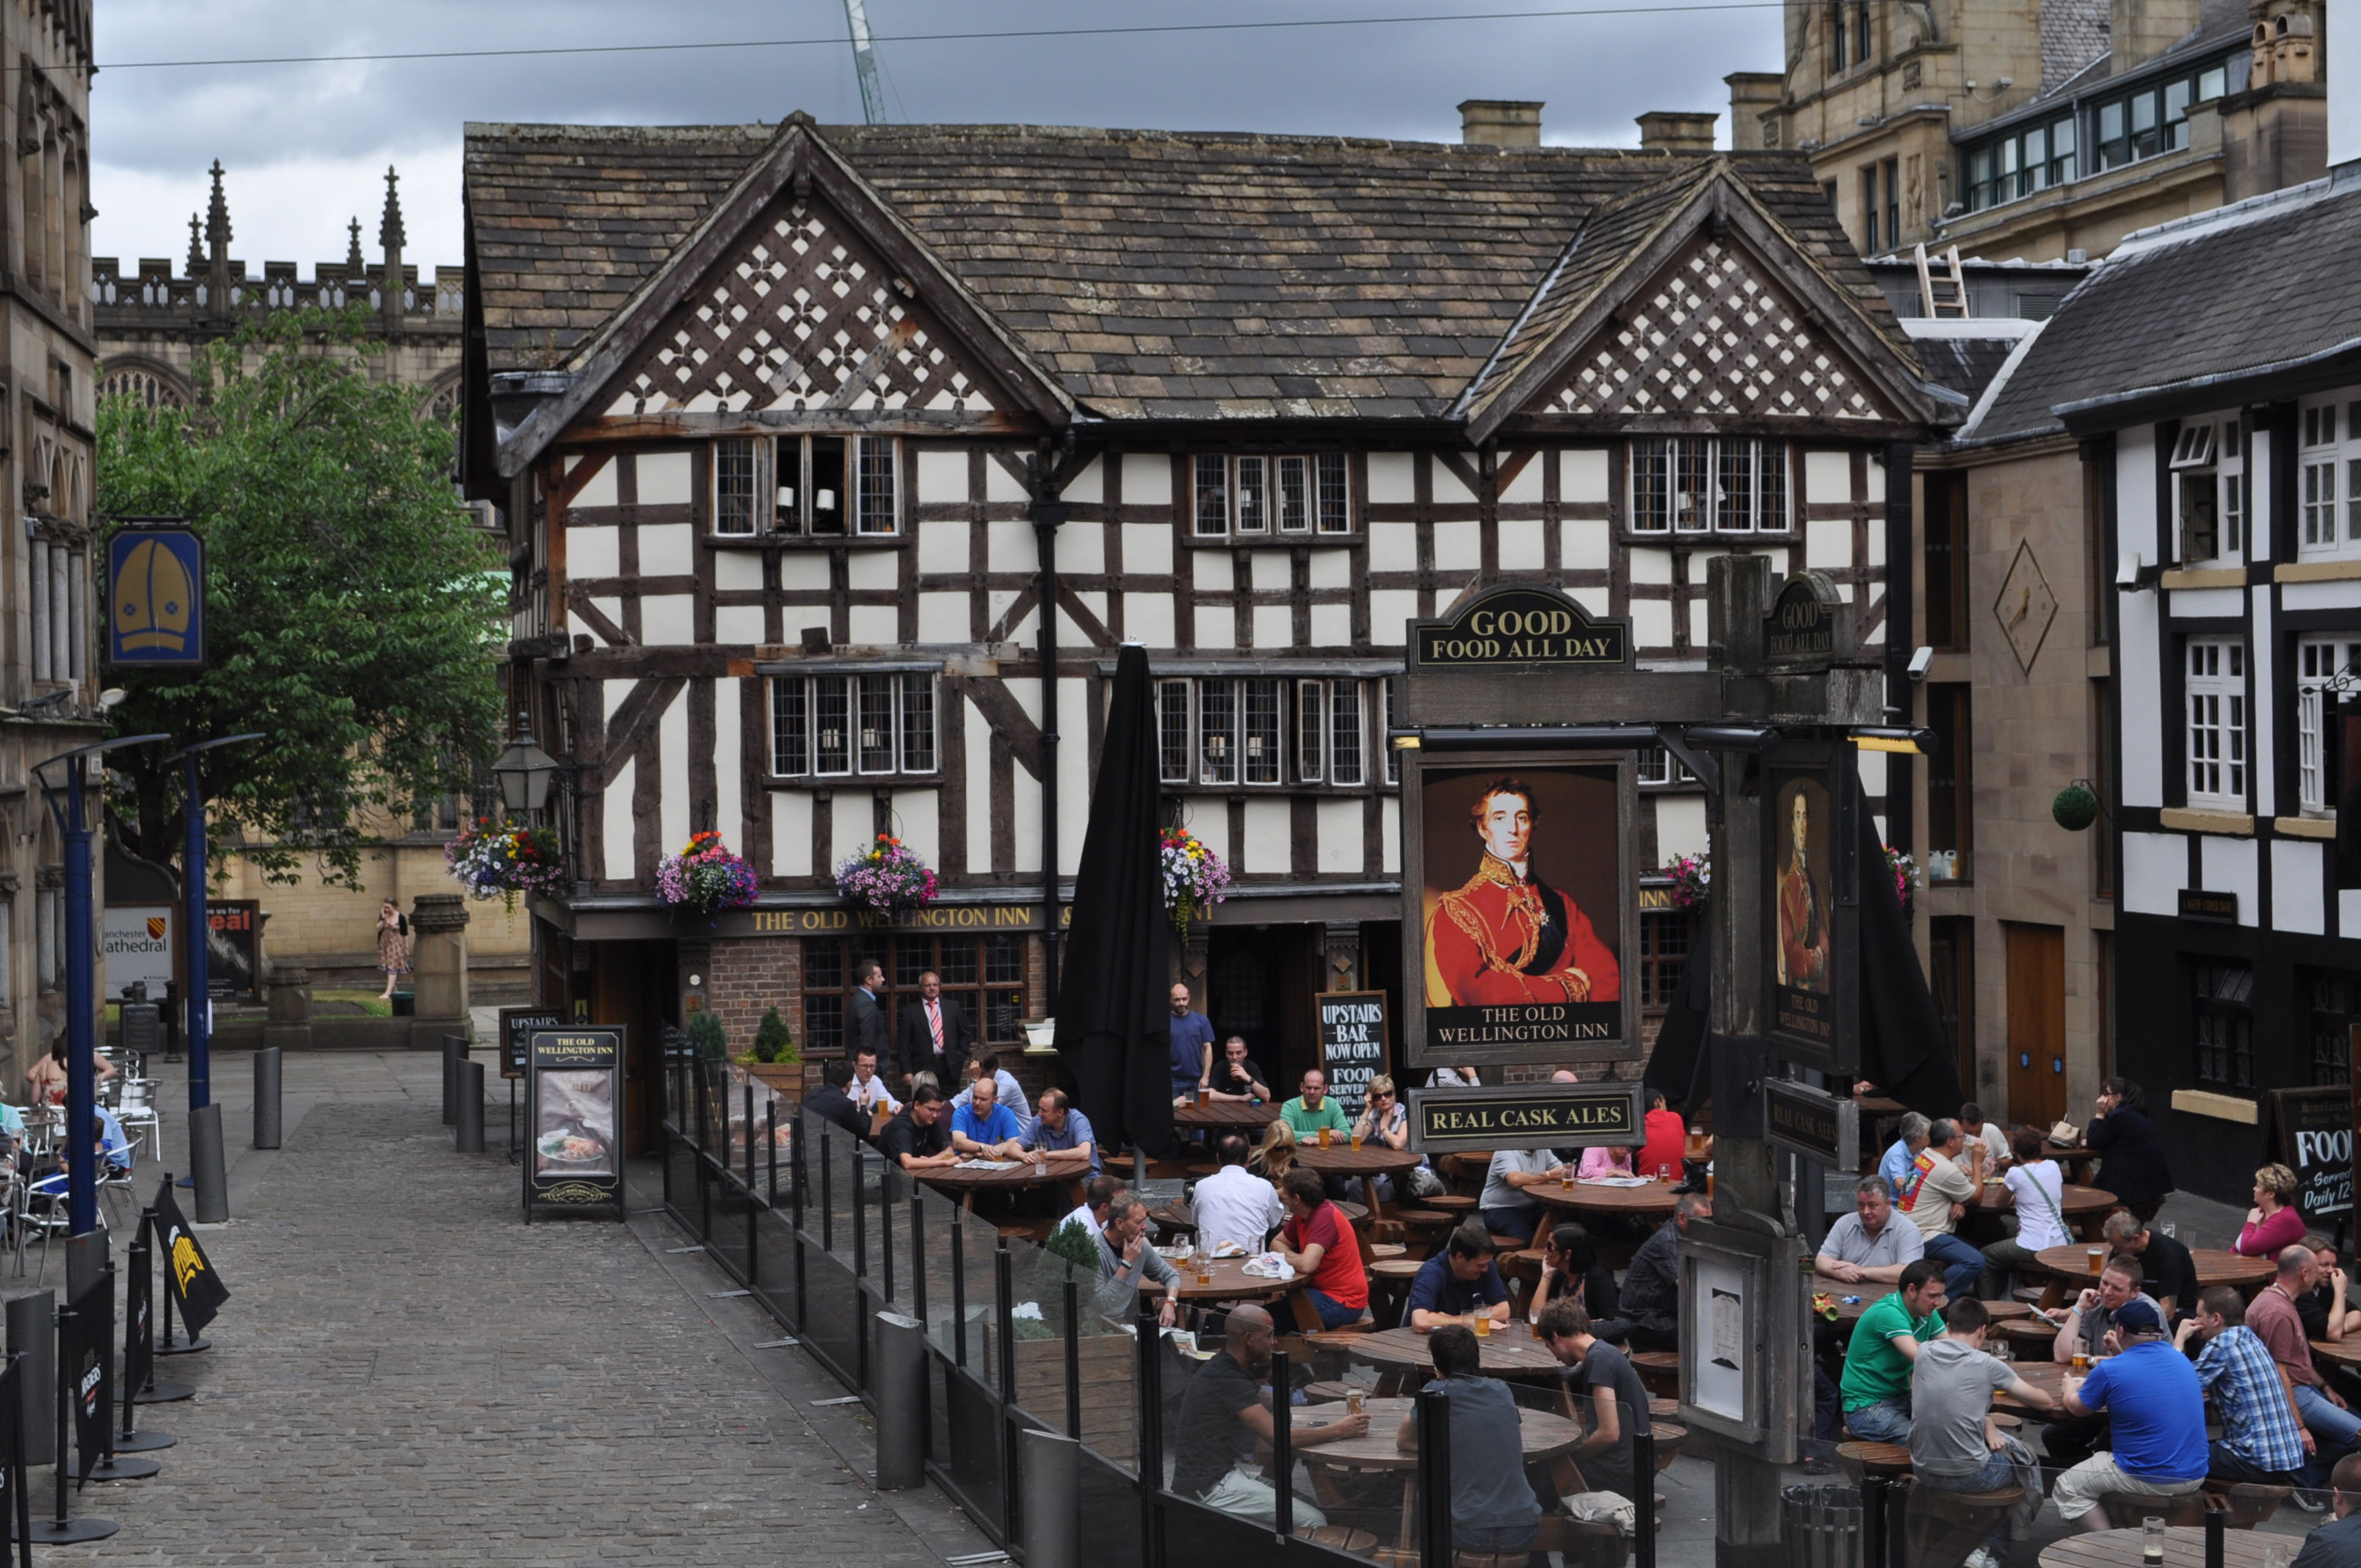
2054, 1299, 2208, 1530
1168, 982, 1216, 1099
1404, 1225, 1512, 1331
949, 1075, 1028, 1160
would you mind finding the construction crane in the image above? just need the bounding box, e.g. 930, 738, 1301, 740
844, 0, 886, 126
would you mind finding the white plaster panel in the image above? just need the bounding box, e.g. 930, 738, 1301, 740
989, 520, 1037, 573
1310, 603, 1351, 646
1866, 518, 1886, 567
1368, 522, 1419, 573
1689, 597, 1711, 649
1631, 600, 1673, 647
715, 605, 766, 645
1317, 798, 1363, 874
603, 758, 636, 879
1629, 547, 1673, 585
1193, 551, 1234, 591
1367, 453, 1416, 504
771, 790, 813, 876
895, 788, 941, 871
714, 550, 764, 591
567, 526, 619, 580
1012, 764, 1042, 875
1498, 519, 1545, 571
984, 455, 1029, 504
1061, 457, 1104, 506
715, 678, 743, 853
640, 523, 693, 576
916, 448, 968, 507
849, 550, 899, 590
2116, 429, 2158, 559
569, 457, 617, 509
1805, 449, 1852, 504
1243, 799, 1292, 873
966, 701, 995, 874
2274, 839, 2325, 934
1125, 522, 1174, 577
1059, 677, 1089, 875
1251, 551, 1292, 592
2120, 587, 2164, 807
778, 553, 832, 594
1567, 586, 1611, 617
988, 589, 1033, 645
1563, 520, 1611, 571
2201, 835, 2258, 926
2281, 581, 2361, 612
918, 519, 969, 574
1501, 456, 1545, 504
1855, 747, 1887, 793
591, 596, 623, 634
1128, 594, 1175, 647
848, 605, 899, 645
2342, 888, 2361, 936
832, 786, 878, 871
1432, 520, 1481, 572
1059, 523, 1106, 576
1368, 590, 1419, 647
1194, 605, 1234, 650
1433, 461, 1477, 506
2121, 832, 2185, 915
1253, 605, 1293, 647
1123, 453, 1170, 512
660, 688, 691, 860
1653, 794, 1708, 861
1562, 448, 1609, 505
2251, 584, 2277, 809
918, 593, 968, 645
1381, 796, 1400, 874
1187, 803, 1227, 866
1308, 549, 1352, 589
2166, 588, 2242, 618
637, 451, 692, 504
1866, 454, 1885, 499
1805, 517, 1852, 568
1059, 592, 1107, 648
642, 594, 694, 647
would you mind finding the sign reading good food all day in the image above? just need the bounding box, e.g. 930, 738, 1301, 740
1412, 587, 1629, 669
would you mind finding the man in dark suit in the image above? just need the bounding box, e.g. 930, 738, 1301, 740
846, 959, 891, 1069
894, 970, 974, 1090
2295, 1453, 2361, 1568
802, 1059, 866, 1139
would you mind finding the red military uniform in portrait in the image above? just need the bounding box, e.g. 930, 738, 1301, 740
1428, 854, 1620, 1005
1777, 854, 1829, 990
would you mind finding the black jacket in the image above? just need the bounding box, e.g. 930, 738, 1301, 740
846, 987, 890, 1064
2085, 1106, 2173, 1209
893, 995, 974, 1085
803, 1082, 866, 1140
2293, 1509, 2361, 1568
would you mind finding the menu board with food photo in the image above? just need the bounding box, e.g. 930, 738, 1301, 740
526, 1028, 625, 1219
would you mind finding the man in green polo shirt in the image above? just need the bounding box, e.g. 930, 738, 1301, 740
1280, 1068, 1351, 1142
1840, 1257, 1948, 1443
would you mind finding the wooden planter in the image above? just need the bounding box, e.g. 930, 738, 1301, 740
1012, 1332, 1138, 1467
742, 1059, 808, 1106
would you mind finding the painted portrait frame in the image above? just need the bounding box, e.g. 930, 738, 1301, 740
1761, 743, 1860, 1074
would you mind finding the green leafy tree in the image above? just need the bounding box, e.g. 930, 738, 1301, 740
96, 310, 506, 887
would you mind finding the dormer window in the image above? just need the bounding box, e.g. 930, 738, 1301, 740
2169, 415, 2241, 564
713, 435, 899, 537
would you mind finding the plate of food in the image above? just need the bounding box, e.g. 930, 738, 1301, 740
537, 1125, 609, 1169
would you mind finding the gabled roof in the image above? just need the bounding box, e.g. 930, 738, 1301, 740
465, 118, 1915, 432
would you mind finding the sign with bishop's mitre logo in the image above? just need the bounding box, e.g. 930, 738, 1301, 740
106, 526, 206, 666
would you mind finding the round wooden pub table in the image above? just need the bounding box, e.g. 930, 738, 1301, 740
1307, 1324, 1565, 1388
1990, 1359, 2070, 1420
917, 1150, 1094, 1213
1295, 1142, 1425, 1219
1172, 1100, 1280, 1135
1296, 1395, 1585, 1560
2031, 1244, 2271, 1301
1143, 1253, 1304, 1307
1529, 1177, 1681, 1227
2039, 1526, 2285, 1568
1964, 1182, 2119, 1243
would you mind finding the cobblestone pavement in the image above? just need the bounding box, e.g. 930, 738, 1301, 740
23, 1050, 993, 1567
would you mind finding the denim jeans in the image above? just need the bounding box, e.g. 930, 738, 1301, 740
1481, 1206, 1541, 1244
1844, 1396, 1911, 1442
2206, 1441, 2300, 1487
1306, 1288, 1363, 1329
1921, 1232, 1985, 1302
2296, 1382, 2361, 1450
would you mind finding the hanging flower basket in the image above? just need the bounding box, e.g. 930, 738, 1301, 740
1160, 827, 1232, 939
835, 835, 939, 918
1884, 844, 1921, 916
444, 818, 569, 912
658, 831, 760, 915
1661, 852, 1711, 911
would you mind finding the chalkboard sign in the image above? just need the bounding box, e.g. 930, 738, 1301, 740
526, 1028, 625, 1220
498, 1006, 564, 1083
2268, 1085, 2352, 1221
1317, 991, 1389, 1117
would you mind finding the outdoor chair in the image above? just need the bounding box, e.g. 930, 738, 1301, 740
1906, 1485, 2023, 1568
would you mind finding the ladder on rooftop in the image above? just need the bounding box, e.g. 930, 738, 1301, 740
1914, 242, 1970, 319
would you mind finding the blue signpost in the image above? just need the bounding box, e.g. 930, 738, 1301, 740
167, 736, 264, 1115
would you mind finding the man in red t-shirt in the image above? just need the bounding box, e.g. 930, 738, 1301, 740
1637, 1092, 1687, 1180
1277, 1168, 1369, 1329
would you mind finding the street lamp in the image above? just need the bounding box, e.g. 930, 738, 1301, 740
491, 714, 559, 816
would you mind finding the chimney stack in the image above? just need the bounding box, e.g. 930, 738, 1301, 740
2110, 0, 2205, 73
1636, 111, 1720, 154
1459, 100, 1543, 147
1724, 73, 1785, 151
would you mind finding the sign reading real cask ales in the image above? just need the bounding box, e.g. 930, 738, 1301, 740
526, 1028, 625, 1219
1317, 991, 1389, 1117
1762, 1079, 1859, 1171
1407, 1083, 1644, 1155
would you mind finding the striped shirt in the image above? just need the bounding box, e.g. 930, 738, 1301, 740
2193, 1323, 2306, 1476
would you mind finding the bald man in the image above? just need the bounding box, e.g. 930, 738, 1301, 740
1170, 1304, 1367, 1528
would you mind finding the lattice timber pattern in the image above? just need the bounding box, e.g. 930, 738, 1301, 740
1551, 239, 1886, 421
606, 197, 1002, 418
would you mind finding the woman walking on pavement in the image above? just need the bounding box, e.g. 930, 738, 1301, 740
377, 899, 410, 1002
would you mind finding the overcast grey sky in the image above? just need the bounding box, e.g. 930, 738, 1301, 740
90, 1, 1788, 275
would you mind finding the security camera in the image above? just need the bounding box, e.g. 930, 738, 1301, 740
1907, 646, 1934, 682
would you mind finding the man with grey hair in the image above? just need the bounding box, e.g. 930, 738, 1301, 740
1898, 1117, 1984, 1301
1879, 1112, 1931, 1197
1595, 1191, 1710, 1351
1817, 1175, 1926, 1285
1095, 1194, 1180, 1326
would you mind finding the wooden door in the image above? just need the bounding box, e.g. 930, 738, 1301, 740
2003, 923, 2067, 1131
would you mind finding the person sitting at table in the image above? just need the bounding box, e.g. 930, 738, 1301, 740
2047, 1253, 2164, 1363
1275, 1168, 1370, 1329
2293, 1453, 2361, 1568
1169, 1303, 1365, 1530
1479, 1145, 1565, 1246
1535, 1298, 1651, 1503
23, 1037, 112, 1108
1907, 1296, 2053, 1568
2055, 1299, 2209, 1531
1192, 1135, 1283, 1255
877, 1084, 959, 1173
2101, 1208, 2198, 1321
1838, 1257, 1948, 1442
1636, 1091, 1686, 1181
1530, 1222, 1620, 1327
1095, 1195, 1180, 1327
2085, 1077, 2173, 1224
2174, 1285, 2311, 1487
1250, 1120, 1296, 1184
1957, 1103, 2010, 1173
1877, 1113, 1930, 1200
849, 1048, 900, 1118
2246, 1244, 2361, 1482
2236, 1164, 2310, 1258
1351, 1076, 1432, 1202
1819, 1175, 1926, 1287
949, 1073, 1034, 1162
1394, 1324, 1542, 1554
949, 1050, 1031, 1123
2302, 1236, 2361, 1344
1024, 1087, 1098, 1172
1404, 1224, 1511, 1332
1061, 1174, 1125, 1240
31, 1111, 131, 1206
801, 1059, 868, 1140
1896, 1118, 1985, 1302
1976, 1127, 2063, 1300
1576, 1143, 1635, 1179
1278, 1069, 1349, 1144
1593, 1191, 1709, 1353
1203, 1035, 1272, 1103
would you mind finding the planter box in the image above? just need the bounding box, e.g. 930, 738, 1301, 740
741, 1060, 808, 1105
1013, 1331, 1139, 1467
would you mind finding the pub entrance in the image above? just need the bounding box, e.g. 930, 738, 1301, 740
1205, 924, 1321, 1095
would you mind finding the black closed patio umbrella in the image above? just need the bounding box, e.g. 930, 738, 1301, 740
1053, 643, 1175, 1158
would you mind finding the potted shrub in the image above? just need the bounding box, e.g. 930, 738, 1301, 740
737, 1006, 805, 1101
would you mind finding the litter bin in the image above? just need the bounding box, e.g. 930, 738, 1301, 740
391, 990, 416, 1017
1783, 1484, 1863, 1568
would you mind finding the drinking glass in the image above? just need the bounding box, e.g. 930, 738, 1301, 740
1196, 1262, 1212, 1287
1475, 1312, 1492, 1338
1346, 1389, 1365, 1416
2071, 1351, 2090, 1373
1318, 1127, 1332, 1149
2085, 1244, 2107, 1272
2141, 1518, 2164, 1565
1351, 1131, 1364, 1153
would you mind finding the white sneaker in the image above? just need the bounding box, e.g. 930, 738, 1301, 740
1964, 1547, 2001, 1568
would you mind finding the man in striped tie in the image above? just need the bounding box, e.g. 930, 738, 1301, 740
894, 970, 973, 1091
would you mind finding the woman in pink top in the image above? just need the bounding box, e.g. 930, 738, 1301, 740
1577, 1144, 1635, 1179
2234, 1162, 2307, 1256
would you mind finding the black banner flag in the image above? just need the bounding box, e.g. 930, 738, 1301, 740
150, 1183, 228, 1335
61, 1281, 105, 1481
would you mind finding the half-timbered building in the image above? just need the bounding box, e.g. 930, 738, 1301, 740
460, 110, 1950, 1145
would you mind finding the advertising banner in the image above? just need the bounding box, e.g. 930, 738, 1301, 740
526, 1028, 625, 1218
101, 907, 173, 1002
62, 1278, 106, 1481
1405, 1081, 1644, 1155
151, 1181, 229, 1334
204, 901, 260, 1003
2270, 1085, 2352, 1220
1316, 992, 1388, 1117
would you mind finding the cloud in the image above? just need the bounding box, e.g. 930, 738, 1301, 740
91, 0, 1783, 275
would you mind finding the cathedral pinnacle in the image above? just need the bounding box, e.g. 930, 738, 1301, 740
378, 165, 405, 253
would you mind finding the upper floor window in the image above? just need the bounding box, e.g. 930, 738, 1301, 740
2296, 636, 2361, 813
770, 672, 937, 778
714, 435, 899, 537
1192, 454, 1351, 537
2296, 399, 2361, 558
1629, 438, 1791, 534
1636, 747, 1697, 787
2169, 415, 2242, 563
1155, 675, 1369, 788
1962, 115, 2076, 213
2185, 637, 2246, 809
2090, 53, 2241, 172
1828, 1, 1868, 72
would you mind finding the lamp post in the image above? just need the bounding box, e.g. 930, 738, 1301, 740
162, 735, 264, 1119
490, 714, 559, 818
33, 733, 170, 1238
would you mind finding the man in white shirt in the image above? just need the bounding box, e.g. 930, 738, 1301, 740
1958, 1103, 2010, 1172
1191, 1134, 1285, 1255
950, 1051, 1032, 1123
1059, 1174, 1125, 1240
849, 1048, 901, 1117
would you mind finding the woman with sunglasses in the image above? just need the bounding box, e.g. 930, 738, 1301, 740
1528, 1222, 1620, 1331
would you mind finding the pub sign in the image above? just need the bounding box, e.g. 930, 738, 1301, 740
1407, 1082, 1645, 1155
525, 1028, 625, 1219
106, 527, 206, 667
1763, 744, 1860, 1075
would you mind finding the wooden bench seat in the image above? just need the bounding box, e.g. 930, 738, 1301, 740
2202, 1483, 2293, 1529
1907, 1484, 2023, 1568
1628, 1351, 1681, 1400
1834, 1440, 1912, 1481
2099, 1492, 2207, 1526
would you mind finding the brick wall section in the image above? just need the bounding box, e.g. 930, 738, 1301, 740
707, 936, 802, 1059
